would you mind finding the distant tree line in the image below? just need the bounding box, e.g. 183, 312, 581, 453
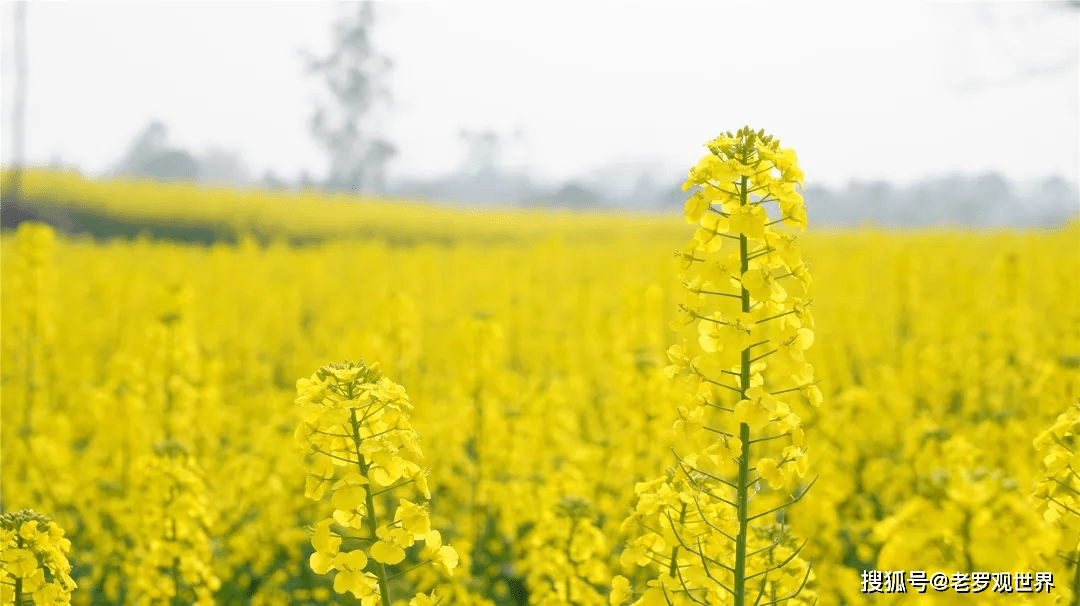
106, 118, 1077, 228
111, 120, 253, 187
801, 174, 1077, 228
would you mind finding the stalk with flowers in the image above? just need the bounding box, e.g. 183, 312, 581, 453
618, 127, 820, 605
126, 441, 219, 606
1033, 401, 1080, 605
294, 360, 458, 606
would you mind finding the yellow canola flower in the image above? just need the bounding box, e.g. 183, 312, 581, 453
609, 576, 632, 605
310, 519, 342, 574
697, 311, 755, 355
757, 457, 785, 489
409, 591, 440, 606
727, 204, 767, 240
684, 191, 711, 224
332, 484, 368, 514
371, 526, 410, 564
395, 499, 432, 538
420, 530, 459, 575
334, 566, 380, 603
741, 268, 787, 303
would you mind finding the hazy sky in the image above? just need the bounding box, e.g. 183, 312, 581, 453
2, 1, 1078, 190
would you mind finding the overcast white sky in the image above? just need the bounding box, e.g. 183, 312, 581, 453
1, 0, 1078, 190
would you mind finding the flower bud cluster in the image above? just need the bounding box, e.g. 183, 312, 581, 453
1, 509, 76, 605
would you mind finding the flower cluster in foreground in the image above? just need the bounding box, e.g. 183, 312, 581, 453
1, 509, 76, 605
296, 361, 458, 605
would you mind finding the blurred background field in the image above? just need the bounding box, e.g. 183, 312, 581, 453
1, 168, 685, 247
2, 177, 1079, 603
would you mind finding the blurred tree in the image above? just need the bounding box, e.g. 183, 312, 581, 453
118, 121, 169, 167
305, 2, 395, 195
262, 170, 289, 191
136, 151, 198, 182
540, 182, 608, 209
458, 129, 502, 178
197, 146, 251, 186
113, 121, 198, 182
953, 3, 1078, 92
299, 169, 317, 189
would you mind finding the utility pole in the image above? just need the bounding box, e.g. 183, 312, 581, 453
4, 1, 29, 205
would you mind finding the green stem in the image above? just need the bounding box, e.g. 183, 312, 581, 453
733, 170, 752, 606
565, 517, 578, 605
350, 407, 393, 606
959, 510, 974, 574
19, 305, 37, 490
14, 535, 24, 605
668, 504, 688, 580
472, 385, 482, 539
1070, 546, 1079, 606
166, 485, 181, 606
163, 326, 174, 438
734, 424, 750, 606
21, 319, 35, 436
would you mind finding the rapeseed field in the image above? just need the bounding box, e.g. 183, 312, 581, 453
3, 129, 1077, 605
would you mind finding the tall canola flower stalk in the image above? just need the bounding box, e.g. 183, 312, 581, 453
618, 127, 819, 605
295, 361, 458, 606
